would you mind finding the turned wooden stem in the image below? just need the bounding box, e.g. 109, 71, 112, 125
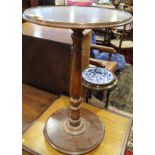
69, 29, 83, 127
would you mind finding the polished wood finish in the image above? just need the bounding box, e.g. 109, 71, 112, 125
23, 6, 132, 154
91, 44, 117, 54
23, 96, 132, 155
43, 29, 104, 153
22, 22, 91, 47
44, 108, 104, 154
89, 58, 117, 73
89, 58, 106, 68
89, 44, 117, 73
69, 29, 83, 127
81, 29, 92, 71
22, 84, 58, 132
23, 6, 133, 29
23, 22, 72, 44
23, 22, 91, 95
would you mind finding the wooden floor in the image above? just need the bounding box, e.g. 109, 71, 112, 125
22, 84, 58, 133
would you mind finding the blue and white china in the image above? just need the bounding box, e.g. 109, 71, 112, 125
82, 67, 114, 85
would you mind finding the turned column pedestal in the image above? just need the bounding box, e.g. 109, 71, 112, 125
23, 5, 132, 155
44, 29, 104, 154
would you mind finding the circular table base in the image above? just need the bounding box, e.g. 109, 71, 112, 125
44, 108, 104, 155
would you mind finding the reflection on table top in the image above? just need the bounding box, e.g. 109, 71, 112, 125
23, 6, 132, 29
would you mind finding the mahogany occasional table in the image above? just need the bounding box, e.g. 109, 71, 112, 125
23, 6, 132, 155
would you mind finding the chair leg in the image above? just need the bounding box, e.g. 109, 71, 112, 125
86, 89, 91, 103
105, 89, 110, 109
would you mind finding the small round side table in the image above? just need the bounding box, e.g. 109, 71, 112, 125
23, 6, 132, 155
82, 67, 118, 109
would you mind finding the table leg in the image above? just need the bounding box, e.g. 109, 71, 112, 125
86, 88, 92, 103
44, 29, 104, 155
105, 89, 110, 109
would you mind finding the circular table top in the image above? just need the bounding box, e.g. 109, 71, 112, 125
23, 6, 132, 29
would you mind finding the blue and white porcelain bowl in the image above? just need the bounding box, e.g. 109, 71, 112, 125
82, 67, 115, 85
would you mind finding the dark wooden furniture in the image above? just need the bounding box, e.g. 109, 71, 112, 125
30, 0, 39, 6
22, 0, 56, 13
23, 95, 132, 155
23, 22, 91, 96
22, 0, 39, 12
110, 23, 133, 64
90, 44, 118, 73
22, 0, 31, 12
22, 23, 72, 95
23, 6, 132, 154
31, 0, 57, 6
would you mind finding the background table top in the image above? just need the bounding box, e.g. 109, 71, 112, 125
23, 6, 133, 29
23, 95, 132, 155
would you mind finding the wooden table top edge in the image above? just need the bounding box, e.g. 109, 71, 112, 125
22, 95, 60, 134
23, 6, 133, 30
23, 119, 133, 155
22, 95, 133, 155
22, 33, 73, 46
120, 118, 133, 155
23, 16, 133, 30
23, 144, 40, 155
108, 108, 133, 119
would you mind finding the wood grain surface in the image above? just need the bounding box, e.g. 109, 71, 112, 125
23, 6, 133, 29
23, 95, 132, 155
22, 84, 58, 132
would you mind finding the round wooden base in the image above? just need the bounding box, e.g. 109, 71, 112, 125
44, 108, 104, 155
